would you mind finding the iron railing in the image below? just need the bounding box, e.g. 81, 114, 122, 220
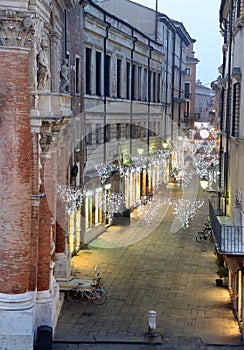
209, 196, 244, 255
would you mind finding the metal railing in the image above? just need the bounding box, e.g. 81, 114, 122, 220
209, 196, 244, 254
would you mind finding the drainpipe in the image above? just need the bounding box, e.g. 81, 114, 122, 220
145, 42, 153, 197
64, 10, 67, 56
218, 17, 227, 208
224, 0, 233, 213
164, 28, 170, 140
103, 13, 111, 165
168, 28, 176, 175
130, 29, 137, 155
158, 15, 176, 174
147, 42, 154, 158
178, 38, 183, 130
171, 30, 176, 141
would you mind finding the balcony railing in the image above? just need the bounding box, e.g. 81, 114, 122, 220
209, 196, 244, 255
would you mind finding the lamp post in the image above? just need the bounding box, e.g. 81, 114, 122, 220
200, 176, 209, 191
199, 176, 223, 215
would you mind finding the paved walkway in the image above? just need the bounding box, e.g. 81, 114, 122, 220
53, 186, 242, 348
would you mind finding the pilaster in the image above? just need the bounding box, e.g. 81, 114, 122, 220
0, 292, 35, 350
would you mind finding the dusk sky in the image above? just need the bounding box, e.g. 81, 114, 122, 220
133, 0, 223, 86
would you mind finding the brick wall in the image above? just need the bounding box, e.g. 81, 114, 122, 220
0, 49, 31, 294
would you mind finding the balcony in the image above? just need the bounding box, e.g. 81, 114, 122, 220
209, 196, 244, 255
31, 92, 73, 121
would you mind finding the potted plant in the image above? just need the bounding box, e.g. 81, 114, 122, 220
215, 252, 228, 287
216, 265, 228, 286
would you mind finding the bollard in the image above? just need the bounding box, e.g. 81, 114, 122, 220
148, 310, 156, 333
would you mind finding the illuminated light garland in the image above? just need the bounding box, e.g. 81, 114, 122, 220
101, 192, 125, 219
57, 185, 85, 214
171, 198, 204, 228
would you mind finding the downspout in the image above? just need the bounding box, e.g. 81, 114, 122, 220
169, 28, 176, 175
224, 0, 233, 213
164, 28, 170, 140
103, 13, 111, 165
218, 18, 227, 197
130, 29, 137, 154
171, 29, 176, 141
147, 42, 154, 157
147, 42, 153, 197
178, 38, 183, 129
64, 10, 67, 56
155, 0, 158, 41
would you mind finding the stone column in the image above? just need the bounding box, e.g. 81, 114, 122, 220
55, 143, 72, 281
35, 141, 60, 330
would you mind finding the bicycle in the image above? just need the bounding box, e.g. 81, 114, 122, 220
196, 222, 212, 242
66, 276, 107, 305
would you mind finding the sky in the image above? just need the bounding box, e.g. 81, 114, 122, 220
133, 0, 223, 86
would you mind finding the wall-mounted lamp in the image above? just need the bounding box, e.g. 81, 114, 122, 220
137, 148, 144, 156
104, 184, 111, 190
200, 176, 209, 191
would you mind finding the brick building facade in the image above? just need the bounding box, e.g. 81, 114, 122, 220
0, 0, 197, 348
0, 1, 84, 348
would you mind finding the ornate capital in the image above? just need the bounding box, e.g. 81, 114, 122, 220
0, 10, 35, 48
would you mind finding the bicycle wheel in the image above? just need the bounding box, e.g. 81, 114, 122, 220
91, 288, 107, 305
67, 289, 83, 302
196, 231, 205, 242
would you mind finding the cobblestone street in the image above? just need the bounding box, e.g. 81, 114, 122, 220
54, 188, 242, 348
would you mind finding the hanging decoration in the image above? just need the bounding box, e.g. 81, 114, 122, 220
57, 185, 85, 214
171, 198, 204, 228
102, 192, 125, 219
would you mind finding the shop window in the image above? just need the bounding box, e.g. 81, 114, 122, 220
85, 195, 93, 231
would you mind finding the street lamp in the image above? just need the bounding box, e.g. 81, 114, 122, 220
137, 147, 144, 156
200, 176, 209, 191
199, 176, 224, 216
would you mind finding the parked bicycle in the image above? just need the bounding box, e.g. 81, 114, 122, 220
66, 277, 107, 304
66, 268, 107, 305
196, 222, 212, 242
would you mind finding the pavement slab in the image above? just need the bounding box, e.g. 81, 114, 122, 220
53, 187, 242, 348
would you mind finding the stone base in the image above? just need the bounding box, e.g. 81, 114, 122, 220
35, 280, 61, 333
0, 292, 35, 350
55, 252, 72, 281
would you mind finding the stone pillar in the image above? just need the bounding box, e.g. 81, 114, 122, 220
29, 132, 41, 292
0, 46, 34, 349
35, 146, 60, 329
55, 144, 72, 281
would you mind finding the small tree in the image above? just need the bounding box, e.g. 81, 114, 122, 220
215, 252, 228, 286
